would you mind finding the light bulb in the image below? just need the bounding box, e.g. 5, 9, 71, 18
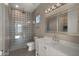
48, 8, 51, 11
45, 10, 48, 13
16, 5, 19, 8
56, 3, 61, 7
52, 5, 56, 9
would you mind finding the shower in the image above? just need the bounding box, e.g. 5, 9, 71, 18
9, 8, 33, 51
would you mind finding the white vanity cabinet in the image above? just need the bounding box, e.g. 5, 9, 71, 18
35, 32, 79, 56
35, 37, 53, 56
38, 41, 47, 56
35, 36, 67, 56
35, 38, 47, 56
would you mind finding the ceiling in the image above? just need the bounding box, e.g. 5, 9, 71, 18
10, 3, 40, 12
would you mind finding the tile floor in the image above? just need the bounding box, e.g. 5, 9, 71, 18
9, 48, 35, 56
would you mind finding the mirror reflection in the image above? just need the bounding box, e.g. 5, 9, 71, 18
46, 13, 68, 32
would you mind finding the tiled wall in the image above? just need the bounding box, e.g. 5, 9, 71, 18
9, 8, 33, 50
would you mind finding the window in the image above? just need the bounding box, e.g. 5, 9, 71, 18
35, 15, 41, 32
15, 23, 22, 33
36, 15, 40, 24
17, 24, 22, 32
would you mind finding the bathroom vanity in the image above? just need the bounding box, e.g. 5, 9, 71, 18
35, 32, 79, 56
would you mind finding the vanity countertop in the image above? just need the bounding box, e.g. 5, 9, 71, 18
35, 32, 79, 37
46, 41, 79, 56
35, 33, 79, 56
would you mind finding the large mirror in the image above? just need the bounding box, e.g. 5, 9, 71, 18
46, 16, 57, 32
58, 13, 68, 32
46, 13, 68, 32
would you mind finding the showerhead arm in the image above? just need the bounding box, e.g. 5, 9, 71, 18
22, 8, 26, 14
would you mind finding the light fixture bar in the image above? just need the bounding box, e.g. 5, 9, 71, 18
45, 3, 65, 14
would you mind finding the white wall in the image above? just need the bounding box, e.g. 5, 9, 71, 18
68, 8, 78, 33
0, 4, 3, 51
0, 4, 10, 55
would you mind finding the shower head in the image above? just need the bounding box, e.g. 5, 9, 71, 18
22, 8, 26, 14
22, 11, 26, 13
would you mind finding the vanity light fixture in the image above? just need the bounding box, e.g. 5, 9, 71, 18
45, 3, 65, 14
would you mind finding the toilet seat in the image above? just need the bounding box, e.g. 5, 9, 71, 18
26, 42, 35, 51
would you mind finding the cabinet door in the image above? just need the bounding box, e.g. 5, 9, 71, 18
35, 39, 39, 55
38, 43, 47, 56
38, 39, 47, 56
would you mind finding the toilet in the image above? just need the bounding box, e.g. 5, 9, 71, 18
26, 41, 35, 51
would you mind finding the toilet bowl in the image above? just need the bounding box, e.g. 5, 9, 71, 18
27, 41, 35, 51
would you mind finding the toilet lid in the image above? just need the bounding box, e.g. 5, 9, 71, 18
27, 42, 34, 46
